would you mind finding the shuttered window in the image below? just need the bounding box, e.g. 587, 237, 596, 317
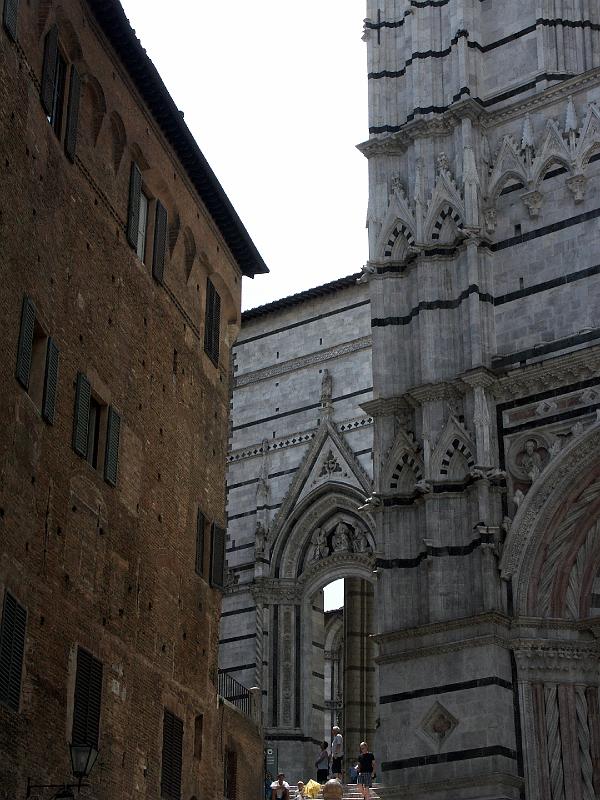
72, 648, 102, 748
64, 65, 81, 162
126, 161, 143, 251
40, 25, 59, 116
103, 406, 121, 487
16, 297, 59, 423
152, 200, 168, 283
15, 296, 35, 390
224, 748, 237, 800
2, 0, 19, 41
161, 709, 183, 800
72, 372, 91, 458
203, 278, 221, 366
210, 523, 226, 590
195, 509, 206, 576
0, 591, 27, 712
42, 337, 59, 424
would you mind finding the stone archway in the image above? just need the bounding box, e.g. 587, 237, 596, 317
500, 423, 600, 799
254, 484, 378, 782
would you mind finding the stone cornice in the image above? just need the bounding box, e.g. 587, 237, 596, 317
357, 70, 600, 160
373, 612, 511, 646
360, 397, 411, 418
492, 345, 600, 400
483, 66, 600, 129
408, 380, 464, 405
460, 366, 499, 391
234, 335, 372, 388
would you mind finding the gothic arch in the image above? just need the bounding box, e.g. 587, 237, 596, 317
500, 422, 600, 618
381, 430, 424, 492
272, 483, 376, 580
430, 417, 476, 481
382, 222, 415, 259
430, 203, 464, 242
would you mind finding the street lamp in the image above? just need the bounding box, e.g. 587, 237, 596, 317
26, 743, 99, 798
69, 744, 98, 786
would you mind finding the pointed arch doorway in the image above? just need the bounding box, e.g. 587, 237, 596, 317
256, 485, 379, 782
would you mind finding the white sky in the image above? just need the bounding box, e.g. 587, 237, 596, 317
119, 0, 369, 311
324, 578, 344, 611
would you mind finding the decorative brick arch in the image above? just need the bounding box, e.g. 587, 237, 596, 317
431, 204, 463, 241
383, 223, 415, 258
440, 438, 475, 478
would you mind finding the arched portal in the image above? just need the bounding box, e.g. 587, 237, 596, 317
500, 423, 600, 799
255, 483, 378, 782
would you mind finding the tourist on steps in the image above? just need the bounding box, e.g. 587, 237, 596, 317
331, 725, 344, 781
355, 742, 376, 800
315, 740, 330, 783
271, 773, 290, 800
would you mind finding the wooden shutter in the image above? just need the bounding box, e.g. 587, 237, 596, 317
42, 337, 59, 424
126, 161, 142, 249
40, 25, 59, 116
72, 647, 103, 747
152, 200, 168, 283
224, 749, 237, 800
15, 295, 35, 390
203, 278, 221, 366
195, 509, 205, 576
64, 65, 81, 162
210, 523, 226, 590
0, 591, 27, 712
161, 709, 183, 799
72, 372, 91, 458
104, 406, 121, 487
2, 0, 19, 41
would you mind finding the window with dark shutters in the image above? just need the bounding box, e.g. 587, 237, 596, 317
195, 509, 206, 576
64, 64, 81, 162
161, 709, 183, 800
72, 648, 102, 748
224, 748, 237, 800
0, 591, 27, 712
127, 161, 143, 250
2, 0, 19, 41
16, 297, 59, 423
152, 200, 168, 283
15, 296, 35, 390
210, 523, 226, 590
40, 25, 59, 117
103, 406, 121, 487
203, 278, 221, 366
72, 372, 91, 458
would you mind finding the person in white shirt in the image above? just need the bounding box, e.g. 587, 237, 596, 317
271, 773, 290, 800
331, 726, 344, 780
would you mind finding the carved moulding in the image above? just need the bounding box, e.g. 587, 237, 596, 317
500, 421, 600, 615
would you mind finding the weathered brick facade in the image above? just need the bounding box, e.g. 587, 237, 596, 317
0, 1, 266, 798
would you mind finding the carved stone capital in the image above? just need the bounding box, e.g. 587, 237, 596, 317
566, 173, 587, 203
521, 189, 544, 218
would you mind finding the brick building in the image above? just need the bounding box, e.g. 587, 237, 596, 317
0, 1, 266, 798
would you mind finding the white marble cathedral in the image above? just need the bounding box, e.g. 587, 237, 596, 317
221, 2, 600, 798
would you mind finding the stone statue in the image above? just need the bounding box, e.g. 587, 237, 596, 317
332, 522, 350, 552
519, 439, 544, 482
321, 369, 333, 406
311, 527, 328, 561
255, 521, 267, 556
350, 527, 370, 553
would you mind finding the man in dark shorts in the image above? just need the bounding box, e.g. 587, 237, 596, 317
356, 742, 376, 799
331, 726, 343, 780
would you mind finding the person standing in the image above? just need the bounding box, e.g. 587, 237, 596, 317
356, 742, 376, 800
331, 725, 344, 781
315, 740, 330, 783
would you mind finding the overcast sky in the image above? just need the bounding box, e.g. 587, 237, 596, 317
119, 0, 369, 312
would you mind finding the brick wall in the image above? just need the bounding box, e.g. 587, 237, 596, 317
0, 1, 263, 798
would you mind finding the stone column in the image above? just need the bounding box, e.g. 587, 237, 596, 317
343, 578, 376, 773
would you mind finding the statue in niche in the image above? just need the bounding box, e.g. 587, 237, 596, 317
350, 527, 370, 553
255, 521, 267, 557
321, 369, 333, 407
311, 527, 328, 561
332, 522, 351, 552
517, 439, 546, 483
